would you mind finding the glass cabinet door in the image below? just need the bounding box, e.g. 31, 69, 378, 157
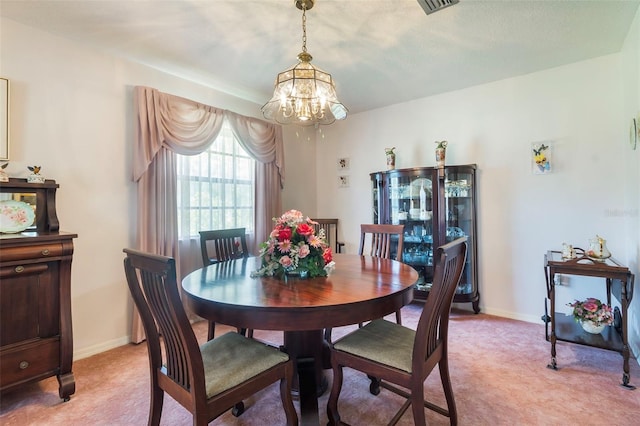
445, 167, 477, 299
388, 173, 436, 292
371, 174, 382, 225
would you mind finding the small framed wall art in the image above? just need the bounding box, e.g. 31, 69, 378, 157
531, 142, 552, 174
337, 157, 350, 171
0, 78, 8, 161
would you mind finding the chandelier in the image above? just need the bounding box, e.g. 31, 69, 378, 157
261, 0, 347, 126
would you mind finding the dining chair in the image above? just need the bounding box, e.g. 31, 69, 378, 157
324, 223, 406, 343
358, 223, 405, 262
199, 228, 251, 340
326, 237, 467, 426
123, 248, 298, 426
199, 228, 249, 266
310, 218, 345, 253
360, 223, 405, 324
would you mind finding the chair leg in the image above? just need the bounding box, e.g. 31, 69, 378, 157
410, 384, 426, 426
327, 361, 344, 425
395, 309, 402, 325
148, 385, 164, 426
368, 375, 381, 395
279, 365, 298, 426
439, 357, 458, 425
207, 321, 215, 341
194, 411, 210, 426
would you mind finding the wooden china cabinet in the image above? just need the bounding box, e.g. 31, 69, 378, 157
370, 164, 480, 312
0, 178, 77, 400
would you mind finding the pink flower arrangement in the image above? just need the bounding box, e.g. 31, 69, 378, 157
567, 298, 614, 327
253, 209, 333, 278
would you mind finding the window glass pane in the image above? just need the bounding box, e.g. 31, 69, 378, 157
237, 185, 252, 207
225, 183, 235, 205
236, 157, 253, 180
176, 120, 255, 238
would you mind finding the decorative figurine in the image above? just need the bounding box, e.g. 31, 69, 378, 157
27, 165, 45, 183
0, 163, 8, 182
561, 243, 576, 259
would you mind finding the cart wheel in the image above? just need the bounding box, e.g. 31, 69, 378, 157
232, 401, 245, 417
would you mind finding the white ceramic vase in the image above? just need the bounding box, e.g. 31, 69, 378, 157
386, 153, 395, 170
435, 147, 446, 168
581, 320, 605, 334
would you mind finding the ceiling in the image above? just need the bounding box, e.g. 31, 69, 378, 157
1, 0, 638, 115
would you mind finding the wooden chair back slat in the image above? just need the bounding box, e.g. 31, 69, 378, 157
199, 228, 249, 266
311, 218, 344, 253
358, 224, 405, 261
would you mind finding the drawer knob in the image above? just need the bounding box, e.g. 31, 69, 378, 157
14, 265, 24, 273
41, 249, 50, 256
19, 361, 29, 370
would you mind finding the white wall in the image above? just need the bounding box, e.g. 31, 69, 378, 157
281, 126, 317, 214
0, 18, 264, 358
309, 10, 640, 357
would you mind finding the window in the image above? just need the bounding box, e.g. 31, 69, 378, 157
176, 120, 255, 238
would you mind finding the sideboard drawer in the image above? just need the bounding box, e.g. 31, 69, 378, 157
0, 339, 60, 389
0, 243, 65, 262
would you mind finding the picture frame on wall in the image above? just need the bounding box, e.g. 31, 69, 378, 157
531, 141, 552, 174
0, 78, 8, 161
337, 157, 350, 171
338, 175, 349, 188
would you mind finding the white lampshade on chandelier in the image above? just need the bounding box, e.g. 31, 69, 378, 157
262, 0, 347, 126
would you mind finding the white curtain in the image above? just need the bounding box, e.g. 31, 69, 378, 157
131, 86, 284, 343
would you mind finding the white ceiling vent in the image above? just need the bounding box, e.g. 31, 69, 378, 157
417, 0, 460, 15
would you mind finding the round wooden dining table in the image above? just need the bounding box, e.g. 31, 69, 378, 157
181, 253, 418, 425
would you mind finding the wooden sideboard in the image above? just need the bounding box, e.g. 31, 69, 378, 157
0, 179, 77, 400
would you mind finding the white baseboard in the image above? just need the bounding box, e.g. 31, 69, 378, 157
73, 336, 131, 361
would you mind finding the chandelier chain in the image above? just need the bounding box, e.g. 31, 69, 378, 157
301, 5, 307, 53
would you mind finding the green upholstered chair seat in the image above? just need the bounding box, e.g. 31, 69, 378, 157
201, 332, 290, 398
332, 319, 415, 373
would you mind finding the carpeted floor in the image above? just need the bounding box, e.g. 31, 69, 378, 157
1, 304, 639, 425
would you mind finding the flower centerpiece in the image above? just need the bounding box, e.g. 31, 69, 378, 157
252, 210, 334, 279
567, 297, 614, 334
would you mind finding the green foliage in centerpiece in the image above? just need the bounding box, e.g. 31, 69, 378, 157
252, 210, 334, 278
